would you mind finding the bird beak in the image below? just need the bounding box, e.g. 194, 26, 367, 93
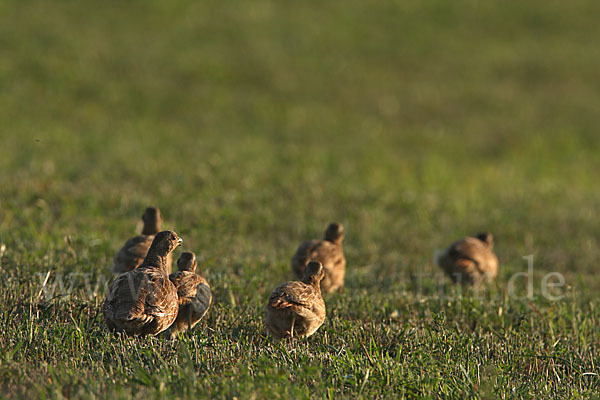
177, 238, 183, 246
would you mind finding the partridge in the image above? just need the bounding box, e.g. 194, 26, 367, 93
265, 261, 326, 340
113, 207, 172, 274
103, 230, 181, 336
163, 252, 212, 339
291, 223, 346, 293
436, 232, 499, 285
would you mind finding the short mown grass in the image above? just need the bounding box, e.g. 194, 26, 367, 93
1, 0, 600, 398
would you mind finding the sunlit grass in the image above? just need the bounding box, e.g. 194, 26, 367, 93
1, 0, 599, 398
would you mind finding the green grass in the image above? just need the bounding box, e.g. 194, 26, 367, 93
1, 0, 600, 398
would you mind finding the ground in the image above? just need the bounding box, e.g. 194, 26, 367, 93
1, 0, 599, 398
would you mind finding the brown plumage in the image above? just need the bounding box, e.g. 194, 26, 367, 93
162, 252, 212, 339
291, 223, 346, 293
436, 232, 499, 285
103, 230, 182, 336
265, 261, 326, 340
112, 207, 172, 274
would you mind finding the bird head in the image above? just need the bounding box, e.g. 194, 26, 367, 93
324, 222, 344, 244
141, 207, 161, 234
475, 232, 494, 249
150, 230, 182, 256
177, 251, 197, 272
304, 260, 325, 286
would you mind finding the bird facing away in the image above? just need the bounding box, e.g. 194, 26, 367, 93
265, 261, 326, 341
103, 230, 182, 336
112, 207, 173, 274
436, 232, 499, 285
162, 252, 212, 339
291, 223, 346, 293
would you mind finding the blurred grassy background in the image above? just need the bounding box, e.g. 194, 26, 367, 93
1, 0, 598, 284
1, 0, 599, 397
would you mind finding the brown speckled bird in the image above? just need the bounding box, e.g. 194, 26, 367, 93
265, 261, 326, 340
436, 232, 499, 285
162, 252, 212, 339
103, 230, 182, 336
291, 223, 346, 293
113, 207, 172, 274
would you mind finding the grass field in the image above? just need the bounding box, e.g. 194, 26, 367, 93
1, 0, 600, 398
